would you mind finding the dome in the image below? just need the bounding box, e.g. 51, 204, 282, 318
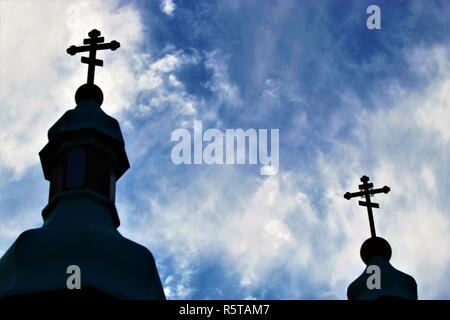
347, 237, 418, 300
0, 191, 165, 299
48, 85, 124, 143
40, 84, 130, 181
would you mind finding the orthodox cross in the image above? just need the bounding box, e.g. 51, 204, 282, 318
344, 175, 390, 238
66, 29, 120, 85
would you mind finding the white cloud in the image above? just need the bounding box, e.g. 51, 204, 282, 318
160, 0, 176, 16
262, 78, 281, 99
132, 50, 202, 119
414, 80, 450, 144
204, 50, 243, 108
137, 50, 198, 91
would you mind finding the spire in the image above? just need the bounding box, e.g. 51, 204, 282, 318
39, 30, 129, 219
0, 29, 165, 300
344, 175, 418, 300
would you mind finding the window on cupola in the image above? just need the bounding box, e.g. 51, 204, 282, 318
50, 146, 116, 201
85, 146, 114, 200
66, 147, 86, 188
49, 156, 65, 200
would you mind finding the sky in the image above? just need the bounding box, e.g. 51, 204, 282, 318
0, 0, 449, 299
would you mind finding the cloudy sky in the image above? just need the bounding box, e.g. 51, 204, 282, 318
1, 0, 449, 299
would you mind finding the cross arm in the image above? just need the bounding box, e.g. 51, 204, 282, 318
344, 186, 390, 200
359, 200, 380, 208
370, 186, 390, 195
344, 190, 364, 199
66, 41, 120, 56
96, 41, 120, 51
67, 45, 91, 55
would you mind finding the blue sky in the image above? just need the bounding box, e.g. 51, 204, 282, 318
0, 0, 449, 299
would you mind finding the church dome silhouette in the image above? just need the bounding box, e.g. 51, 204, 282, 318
0, 30, 165, 300
75, 83, 104, 105
347, 237, 418, 300
360, 236, 392, 264
344, 175, 418, 300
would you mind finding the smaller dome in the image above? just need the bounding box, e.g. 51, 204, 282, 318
360, 237, 392, 264
47, 94, 124, 143
348, 237, 418, 300
41, 84, 130, 181
75, 83, 104, 106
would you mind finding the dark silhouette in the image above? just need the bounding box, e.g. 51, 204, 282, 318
0, 30, 165, 300
344, 175, 390, 238
67, 29, 120, 85
344, 176, 417, 300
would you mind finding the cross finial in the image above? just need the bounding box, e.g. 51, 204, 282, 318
67, 29, 120, 85
344, 175, 390, 238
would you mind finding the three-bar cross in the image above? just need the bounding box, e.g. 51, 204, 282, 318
66, 29, 120, 85
344, 175, 390, 238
